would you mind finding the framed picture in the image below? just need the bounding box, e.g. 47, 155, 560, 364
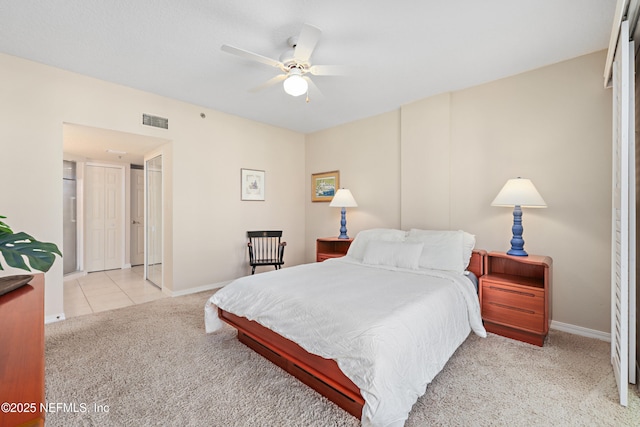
311, 170, 339, 202
241, 168, 265, 201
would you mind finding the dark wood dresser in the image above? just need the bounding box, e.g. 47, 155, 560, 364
0, 274, 45, 427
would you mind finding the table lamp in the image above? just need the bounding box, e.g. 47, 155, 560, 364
491, 177, 546, 256
329, 189, 358, 239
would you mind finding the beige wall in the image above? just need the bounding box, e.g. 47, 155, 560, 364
305, 111, 402, 261
307, 50, 612, 334
450, 51, 611, 333
0, 52, 306, 320
400, 92, 452, 229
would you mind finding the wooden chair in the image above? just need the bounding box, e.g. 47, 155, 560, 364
247, 231, 286, 274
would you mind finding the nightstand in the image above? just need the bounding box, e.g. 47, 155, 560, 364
316, 237, 353, 262
479, 251, 552, 346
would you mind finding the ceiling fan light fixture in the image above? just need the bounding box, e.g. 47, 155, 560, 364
283, 68, 308, 97
221, 23, 336, 99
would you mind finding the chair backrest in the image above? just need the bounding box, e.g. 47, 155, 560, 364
247, 231, 284, 264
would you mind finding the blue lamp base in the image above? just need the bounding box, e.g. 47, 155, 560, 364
338, 207, 349, 239
506, 205, 528, 257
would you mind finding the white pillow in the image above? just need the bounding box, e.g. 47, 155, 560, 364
347, 228, 407, 261
407, 228, 476, 269
406, 229, 466, 273
462, 231, 476, 269
362, 241, 424, 270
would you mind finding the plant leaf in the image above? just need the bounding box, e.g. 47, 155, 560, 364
0, 231, 62, 272
0, 215, 12, 234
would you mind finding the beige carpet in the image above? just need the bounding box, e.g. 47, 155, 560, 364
45, 291, 640, 426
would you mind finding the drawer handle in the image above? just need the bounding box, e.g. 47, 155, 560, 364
488, 301, 536, 315
489, 286, 536, 298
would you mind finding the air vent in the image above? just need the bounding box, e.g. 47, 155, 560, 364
142, 114, 168, 129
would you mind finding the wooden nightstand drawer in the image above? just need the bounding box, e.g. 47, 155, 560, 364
482, 281, 544, 332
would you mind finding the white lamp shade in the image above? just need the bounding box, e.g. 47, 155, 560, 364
491, 178, 547, 208
330, 189, 358, 207
283, 69, 308, 97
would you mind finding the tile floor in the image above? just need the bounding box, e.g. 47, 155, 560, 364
63, 266, 166, 318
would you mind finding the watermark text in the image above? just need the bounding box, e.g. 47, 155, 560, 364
1, 401, 109, 414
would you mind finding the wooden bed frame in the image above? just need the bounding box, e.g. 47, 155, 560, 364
218, 250, 487, 418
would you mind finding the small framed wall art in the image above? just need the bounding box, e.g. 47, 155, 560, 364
241, 168, 265, 201
311, 170, 339, 202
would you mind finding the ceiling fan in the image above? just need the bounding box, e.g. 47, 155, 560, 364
221, 23, 345, 101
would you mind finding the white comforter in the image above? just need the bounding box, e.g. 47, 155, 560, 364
205, 257, 486, 427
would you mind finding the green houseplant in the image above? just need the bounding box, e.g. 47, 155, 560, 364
0, 215, 61, 272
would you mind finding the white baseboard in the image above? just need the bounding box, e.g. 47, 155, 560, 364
550, 320, 610, 342
167, 280, 232, 297
63, 271, 87, 281
45, 313, 66, 324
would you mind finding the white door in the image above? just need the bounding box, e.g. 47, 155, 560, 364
85, 164, 123, 273
86, 165, 106, 272
130, 168, 145, 266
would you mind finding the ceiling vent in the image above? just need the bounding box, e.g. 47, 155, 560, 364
142, 113, 168, 129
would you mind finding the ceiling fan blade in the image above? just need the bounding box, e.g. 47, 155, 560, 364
249, 74, 286, 93
303, 76, 324, 100
221, 44, 284, 69
294, 24, 321, 62
308, 65, 348, 76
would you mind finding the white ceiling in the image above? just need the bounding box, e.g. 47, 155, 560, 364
63, 123, 170, 165
0, 1, 616, 135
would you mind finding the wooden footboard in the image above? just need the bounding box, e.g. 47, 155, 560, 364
218, 250, 486, 419
218, 308, 365, 417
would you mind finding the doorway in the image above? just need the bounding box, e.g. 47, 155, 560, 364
62, 123, 170, 277
62, 124, 171, 318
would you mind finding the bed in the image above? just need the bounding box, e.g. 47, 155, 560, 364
205, 229, 487, 427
